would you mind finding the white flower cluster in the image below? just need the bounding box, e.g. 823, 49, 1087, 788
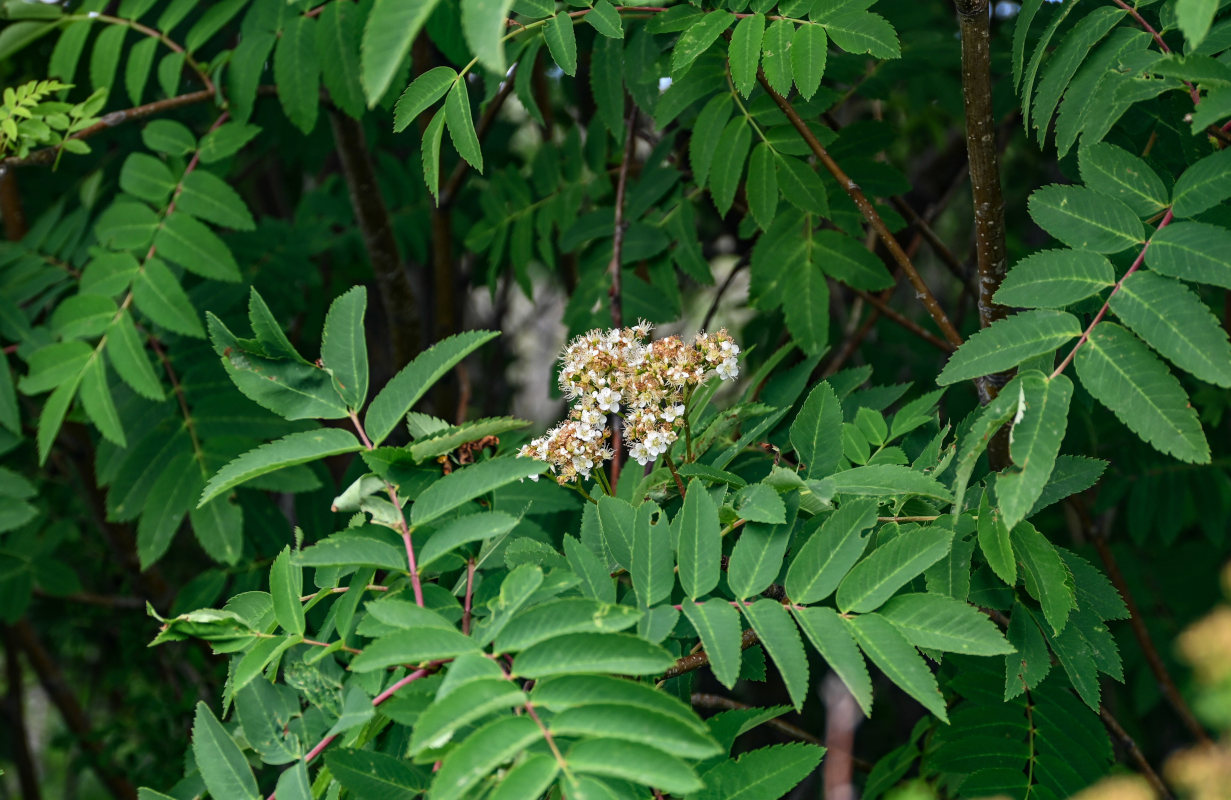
518, 322, 740, 484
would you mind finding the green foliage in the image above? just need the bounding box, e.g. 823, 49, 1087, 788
5, 0, 1231, 798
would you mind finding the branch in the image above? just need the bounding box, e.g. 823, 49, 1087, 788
851, 288, 955, 353
2, 626, 42, 799
1100, 706, 1177, 800
1, 89, 216, 169
11, 620, 138, 800
759, 73, 964, 349
661, 627, 760, 681
608, 103, 638, 489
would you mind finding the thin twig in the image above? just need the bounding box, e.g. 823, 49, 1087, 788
851, 289, 954, 353
607, 104, 639, 490
1100, 706, 1177, 800
661, 627, 760, 681
759, 73, 964, 349
2, 626, 42, 799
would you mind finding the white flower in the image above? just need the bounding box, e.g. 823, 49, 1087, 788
595, 387, 621, 413
630, 441, 653, 465
662, 403, 685, 423
717, 357, 739, 380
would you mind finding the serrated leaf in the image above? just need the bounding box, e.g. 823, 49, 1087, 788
274, 15, 319, 134
681, 599, 742, 689
739, 599, 809, 711
513, 632, 674, 677
1028, 184, 1144, 253
597, 494, 635, 568
776, 153, 829, 216
790, 381, 842, 479
746, 141, 778, 229
1031, 7, 1123, 142
409, 679, 527, 754
631, 500, 673, 607
785, 498, 878, 604
847, 613, 947, 721
495, 598, 640, 652
154, 213, 242, 282
1078, 142, 1168, 217
119, 153, 176, 204
36, 370, 83, 465
792, 23, 828, 100
461, 0, 517, 75
410, 457, 545, 525
710, 117, 752, 216
1177, 0, 1218, 49
545, 13, 578, 76
190, 495, 243, 566
829, 464, 952, 501
489, 754, 557, 800
199, 428, 362, 507
1005, 601, 1052, 698
567, 738, 702, 795
836, 526, 954, 613
321, 286, 369, 408
1170, 147, 1231, 218
728, 493, 798, 600
531, 674, 706, 732
419, 510, 519, 569
783, 254, 829, 356
693, 743, 826, 800
937, 309, 1080, 386
350, 627, 480, 672
366, 330, 499, 445
564, 535, 615, 603
671, 10, 733, 77
792, 605, 872, 716
825, 11, 900, 58
677, 478, 721, 599
997, 372, 1073, 530
994, 249, 1115, 308
880, 593, 1015, 655
729, 14, 766, 97
192, 702, 259, 800
326, 748, 427, 799
269, 546, 304, 636
586, 0, 623, 38
761, 19, 794, 95
815, 229, 894, 291
80, 355, 125, 446
550, 704, 721, 759
978, 490, 1015, 585
176, 171, 256, 231
361, 0, 443, 106
1012, 521, 1075, 635
317, 0, 365, 118
1146, 221, 1231, 289
444, 79, 483, 172
1074, 322, 1209, 462
1110, 270, 1231, 387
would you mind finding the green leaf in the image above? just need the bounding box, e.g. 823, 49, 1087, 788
461, 0, 517, 75
326, 748, 427, 799
545, 13, 578, 76
550, 704, 721, 759
1146, 221, 1231, 289
418, 511, 519, 569
80, 355, 125, 446
513, 632, 675, 678
671, 10, 733, 77
350, 627, 480, 672
760, 19, 794, 95
746, 142, 778, 229
1169, 147, 1231, 218
739, 599, 810, 711
0, 352, 20, 434
564, 535, 615, 603
792, 606, 872, 715
728, 493, 798, 600
136, 450, 201, 567
880, 593, 1015, 655
154, 214, 242, 282
937, 309, 1081, 386
495, 598, 640, 652
1028, 184, 1144, 253
269, 546, 304, 636
681, 599, 742, 689
273, 762, 310, 800
295, 528, 406, 572
785, 498, 879, 604
792, 23, 828, 100
1030, 7, 1124, 142
694, 743, 825, 800
829, 464, 952, 502
190, 496, 243, 566
366, 330, 499, 445
119, 153, 176, 204
1074, 322, 1209, 462
1178, 0, 1219, 49
199, 428, 363, 507
632, 501, 673, 607
824, 11, 900, 58
37, 372, 83, 465
1012, 521, 1075, 634
199, 122, 261, 164
710, 117, 752, 216
585, 0, 623, 38
677, 478, 721, 599
90, 23, 126, 95
1078, 142, 1168, 217
729, 14, 766, 97
733, 482, 786, 525
815, 229, 894, 291
408, 417, 528, 462
488, 754, 558, 800
361, 0, 443, 106
192, 702, 259, 800
176, 171, 256, 231
1110, 271, 1231, 387
776, 154, 830, 216
994, 249, 1115, 308
531, 674, 707, 732
836, 526, 954, 613
317, 0, 366, 118
567, 738, 703, 795
321, 286, 369, 408
783, 255, 829, 357
597, 494, 636, 569
444, 79, 483, 172
790, 381, 843, 479
274, 15, 320, 134
409, 679, 528, 754
846, 614, 947, 722
410, 457, 545, 525
142, 120, 196, 156
977, 490, 1015, 585
996, 372, 1073, 529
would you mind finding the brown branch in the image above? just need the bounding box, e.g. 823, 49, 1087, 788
662, 627, 760, 681
2, 626, 42, 799
329, 111, 420, 369
0, 167, 28, 239
11, 620, 137, 800
1, 89, 216, 169
851, 288, 954, 353
889, 196, 975, 295
607, 103, 638, 489
1100, 706, 1177, 800
759, 73, 964, 350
